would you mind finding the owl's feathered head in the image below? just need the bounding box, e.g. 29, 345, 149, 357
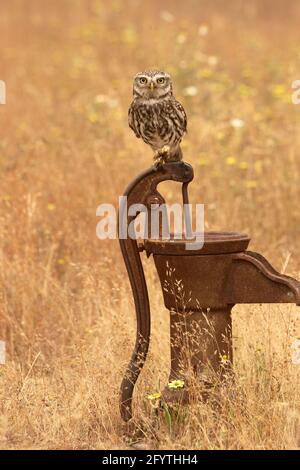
133, 70, 173, 100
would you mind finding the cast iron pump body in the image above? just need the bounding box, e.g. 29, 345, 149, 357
118, 161, 300, 422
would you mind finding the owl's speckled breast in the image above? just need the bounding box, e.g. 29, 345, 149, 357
129, 98, 186, 152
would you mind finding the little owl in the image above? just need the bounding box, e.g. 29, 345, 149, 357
128, 70, 187, 164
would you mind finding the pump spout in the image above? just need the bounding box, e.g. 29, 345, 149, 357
225, 251, 300, 306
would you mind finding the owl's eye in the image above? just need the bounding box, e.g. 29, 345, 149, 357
139, 77, 147, 85
157, 77, 165, 84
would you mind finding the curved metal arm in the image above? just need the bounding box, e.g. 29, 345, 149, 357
119, 161, 193, 421
226, 251, 300, 305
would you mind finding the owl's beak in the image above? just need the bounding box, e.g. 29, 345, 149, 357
149, 82, 155, 91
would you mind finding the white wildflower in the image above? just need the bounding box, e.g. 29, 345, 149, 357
198, 24, 209, 36
177, 33, 187, 44
183, 86, 198, 97
160, 10, 174, 23
230, 118, 245, 129
94, 95, 118, 109
208, 55, 219, 66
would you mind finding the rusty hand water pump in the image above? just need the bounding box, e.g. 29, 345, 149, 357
118, 161, 300, 422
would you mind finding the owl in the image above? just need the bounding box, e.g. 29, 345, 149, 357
128, 70, 187, 164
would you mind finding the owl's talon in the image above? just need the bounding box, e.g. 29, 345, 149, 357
153, 145, 171, 166
161, 145, 170, 155
153, 150, 164, 166
153, 155, 164, 168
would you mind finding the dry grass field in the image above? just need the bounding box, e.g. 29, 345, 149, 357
0, 0, 300, 450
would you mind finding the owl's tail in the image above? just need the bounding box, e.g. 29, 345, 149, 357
167, 145, 182, 162
169, 144, 183, 162
176, 145, 183, 161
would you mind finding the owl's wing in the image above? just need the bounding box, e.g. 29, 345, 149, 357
174, 100, 187, 134
128, 104, 141, 138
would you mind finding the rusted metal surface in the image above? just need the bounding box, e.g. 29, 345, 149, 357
161, 306, 233, 405
150, 234, 300, 311
167, 307, 232, 381
144, 231, 250, 256
119, 160, 300, 421
226, 251, 300, 305
149, 235, 300, 404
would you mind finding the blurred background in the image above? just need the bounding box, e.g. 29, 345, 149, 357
0, 0, 300, 449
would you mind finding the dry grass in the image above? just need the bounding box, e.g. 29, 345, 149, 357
0, 0, 300, 449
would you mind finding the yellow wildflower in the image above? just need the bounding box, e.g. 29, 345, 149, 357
254, 160, 263, 175
199, 158, 209, 166
271, 84, 286, 98
88, 111, 99, 123
121, 27, 137, 45
168, 379, 185, 389
238, 84, 255, 97
245, 180, 258, 189
198, 68, 213, 79
199, 153, 209, 166
238, 161, 249, 170
147, 392, 161, 401
226, 156, 237, 166
216, 131, 225, 141
220, 354, 230, 365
